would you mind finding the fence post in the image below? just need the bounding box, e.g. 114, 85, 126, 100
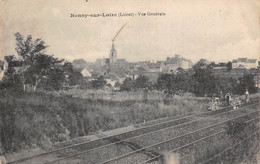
0, 156, 6, 164
161, 152, 180, 164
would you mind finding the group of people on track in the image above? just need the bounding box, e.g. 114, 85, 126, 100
210, 89, 250, 111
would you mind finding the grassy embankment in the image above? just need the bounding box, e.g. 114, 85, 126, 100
0, 89, 208, 155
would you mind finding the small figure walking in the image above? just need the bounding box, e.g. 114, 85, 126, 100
233, 97, 241, 109
211, 97, 219, 111
225, 93, 231, 106
245, 89, 249, 103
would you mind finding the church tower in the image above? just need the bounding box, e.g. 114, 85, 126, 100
109, 42, 117, 65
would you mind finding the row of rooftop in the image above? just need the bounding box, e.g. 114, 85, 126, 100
232, 58, 259, 69
72, 56, 259, 86
0, 56, 259, 87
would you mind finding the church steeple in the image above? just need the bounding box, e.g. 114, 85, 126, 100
111, 42, 115, 51
109, 41, 117, 65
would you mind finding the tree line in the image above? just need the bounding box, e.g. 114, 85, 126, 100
1, 33, 258, 96
119, 66, 257, 97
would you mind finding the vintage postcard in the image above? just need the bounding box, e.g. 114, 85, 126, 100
0, 0, 260, 164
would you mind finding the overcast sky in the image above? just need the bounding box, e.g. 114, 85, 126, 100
0, 0, 259, 63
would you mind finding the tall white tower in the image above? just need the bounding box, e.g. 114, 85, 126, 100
109, 42, 117, 65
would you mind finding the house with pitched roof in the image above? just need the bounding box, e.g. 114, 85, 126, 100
247, 59, 258, 69
81, 68, 91, 77
232, 58, 258, 69
160, 55, 192, 73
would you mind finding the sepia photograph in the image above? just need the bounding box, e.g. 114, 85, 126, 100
0, 0, 260, 163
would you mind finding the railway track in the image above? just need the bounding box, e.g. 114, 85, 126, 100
99, 105, 259, 164
7, 99, 259, 164
142, 116, 260, 164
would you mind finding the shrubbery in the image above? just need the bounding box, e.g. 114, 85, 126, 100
120, 75, 153, 91
0, 90, 207, 154
156, 66, 258, 97
118, 61, 258, 97
2, 33, 86, 92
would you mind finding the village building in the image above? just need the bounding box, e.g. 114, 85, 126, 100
147, 62, 161, 72
104, 74, 119, 87
160, 55, 192, 73
81, 68, 91, 77
73, 43, 197, 88
232, 58, 258, 69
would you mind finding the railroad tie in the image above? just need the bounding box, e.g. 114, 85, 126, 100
97, 131, 161, 158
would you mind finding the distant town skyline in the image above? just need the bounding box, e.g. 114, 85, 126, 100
0, 0, 259, 64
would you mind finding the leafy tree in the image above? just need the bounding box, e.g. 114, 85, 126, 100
156, 74, 176, 94
134, 75, 151, 89
14, 33, 63, 90
226, 61, 232, 71
91, 76, 106, 89
214, 76, 237, 96
195, 59, 209, 69
4, 33, 75, 91
67, 71, 84, 86
233, 74, 258, 95
72, 59, 87, 71
175, 70, 195, 93
192, 63, 218, 96
25, 54, 65, 91
120, 77, 134, 91
176, 67, 184, 73
156, 70, 195, 95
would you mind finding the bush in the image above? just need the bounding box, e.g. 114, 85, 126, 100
90, 76, 106, 89
0, 89, 208, 154
233, 74, 258, 95
120, 77, 134, 91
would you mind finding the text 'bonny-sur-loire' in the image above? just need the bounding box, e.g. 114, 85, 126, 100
70, 12, 166, 18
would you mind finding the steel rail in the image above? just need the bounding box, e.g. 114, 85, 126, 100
45, 102, 259, 163
179, 116, 260, 162
99, 107, 260, 164
142, 115, 260, 163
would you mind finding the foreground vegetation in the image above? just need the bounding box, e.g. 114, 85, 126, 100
0, 89, 208, 155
